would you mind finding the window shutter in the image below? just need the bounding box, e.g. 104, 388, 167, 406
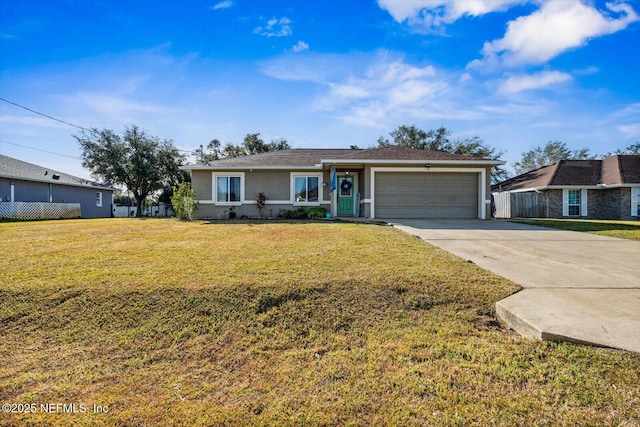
581, 189, 588, 217
562, 189, 569, 216
632, 188, 639, 217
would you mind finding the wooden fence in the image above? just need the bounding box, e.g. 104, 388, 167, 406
493, 192, 546, 218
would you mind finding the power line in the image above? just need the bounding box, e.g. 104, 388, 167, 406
0, 97, 196, 154
0, 96, 89, 131
0, 139, 82, 160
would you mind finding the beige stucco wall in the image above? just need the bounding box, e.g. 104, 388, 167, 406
191, 170, 213, 201
190, 169, 333, 219
245, 170, 290, 201
190, 164, 496, 219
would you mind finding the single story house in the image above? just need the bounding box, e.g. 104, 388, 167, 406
181, 147, 502, 220
492, 155, 640, 220
0, 154, 115, 218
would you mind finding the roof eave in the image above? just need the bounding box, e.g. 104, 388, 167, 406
0, 174, 116, 191
181, 165, 324, 171
181, 159, 504, 171
497, 184, 640, 192
322, 159, 505, 166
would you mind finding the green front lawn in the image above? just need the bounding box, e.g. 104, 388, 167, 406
1, 218, 638, 426
514, 218, 640, 241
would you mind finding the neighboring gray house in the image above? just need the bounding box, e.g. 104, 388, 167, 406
0, 154, 115, 218
492, 155, 640, 220
181, 147, 502, 220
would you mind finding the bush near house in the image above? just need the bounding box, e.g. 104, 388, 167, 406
171, 182, 198, 221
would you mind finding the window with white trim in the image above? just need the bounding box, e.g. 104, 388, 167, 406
216, 176, 241, 204
292, 175, 320, 205
567, 189, 580, 216
96, 192, 102, 207
636, 188, 640, 216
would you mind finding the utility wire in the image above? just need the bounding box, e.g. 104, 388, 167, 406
0, 139, 82, 160
0, 96, 89, 131
0, 97, 195, 154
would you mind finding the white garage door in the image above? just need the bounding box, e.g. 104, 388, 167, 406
375, 172, 478, 219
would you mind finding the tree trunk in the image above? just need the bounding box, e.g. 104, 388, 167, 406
135, 195, 145, 217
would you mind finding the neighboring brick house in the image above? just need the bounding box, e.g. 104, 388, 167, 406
492, 155, 640, 220
0, 154, 115, 218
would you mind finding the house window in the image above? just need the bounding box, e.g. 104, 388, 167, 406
637, 188, 640, 216
96, 192, 102, 207
567, 190, 580, 216
294, 176, 319, 204
216, 176, 241, 203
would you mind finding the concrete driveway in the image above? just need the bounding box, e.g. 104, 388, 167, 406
390, 219, 640, 354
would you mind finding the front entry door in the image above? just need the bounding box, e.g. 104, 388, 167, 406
337, 175, 354, 216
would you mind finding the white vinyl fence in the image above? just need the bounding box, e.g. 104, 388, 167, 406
0, 202, 81, 220
113, 206, 137, 217
113, 203, 174, 217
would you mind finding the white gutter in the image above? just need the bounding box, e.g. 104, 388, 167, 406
496, 184, 640, 193
320, 159, 505, 166
181, 158, 505, 172
180, 165, 323, 171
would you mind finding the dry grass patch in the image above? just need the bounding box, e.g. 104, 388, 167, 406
1, 218, 639, 426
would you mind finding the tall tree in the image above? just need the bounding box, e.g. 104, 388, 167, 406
513, 140, 592, 174
451, 137, 509, 183
378, 125, 507, 183
377, 125, 452, 151
605, 142, 640, 156
76, 125, 185, 217
199, 133, 291, 162
243, 133, 290, 154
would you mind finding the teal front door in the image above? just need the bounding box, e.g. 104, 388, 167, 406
337, 176, 354, 216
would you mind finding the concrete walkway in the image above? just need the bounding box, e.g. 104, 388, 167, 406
389, 219, 640, 354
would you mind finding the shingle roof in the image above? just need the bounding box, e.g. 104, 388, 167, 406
611, 155, 640, 184
188, 149, 351, 168
492, 155, 640, 191
492, 163, 558, 191
551, 160, 602, 185
321, 146, 488, 161
183, 147, 499, 170
0, 154, 114, 190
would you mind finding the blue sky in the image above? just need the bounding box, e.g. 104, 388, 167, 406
1, 0, 639, 180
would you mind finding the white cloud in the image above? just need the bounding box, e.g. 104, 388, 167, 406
263, 50, 456, 127
292, 40, 309, 53
609, 102, 640, 119
253, 17, 292, 37
472, 1, 639, 69
260, 52, 367, 83
328, 83, 370, 99
69, 93, 181, 115
211, 1, 232, 10
617, 123, 640, 138
0, 114, 68, 129
609, 103, 640, 138
377, 0, 525, 29
498, 70, 573, 94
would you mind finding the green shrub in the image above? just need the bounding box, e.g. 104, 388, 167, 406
307, 207, 329, 219
171, 182, 198, 221
279, 207, 308, 219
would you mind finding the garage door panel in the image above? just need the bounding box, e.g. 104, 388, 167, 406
375, 172, 478, 219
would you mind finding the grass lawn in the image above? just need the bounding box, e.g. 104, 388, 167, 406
1, 218, 639, 426
513, 218, 640, 241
